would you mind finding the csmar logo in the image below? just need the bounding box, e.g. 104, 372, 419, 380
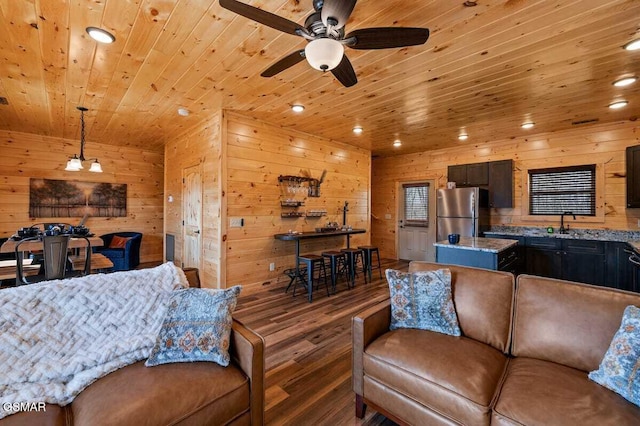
3, 402, 47, 412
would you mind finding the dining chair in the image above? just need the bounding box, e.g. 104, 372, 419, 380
15, 235, 91, 285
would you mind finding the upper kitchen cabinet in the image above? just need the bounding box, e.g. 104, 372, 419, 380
448, 160, 513, 208
448, 163, 488, 186
627, 145, 640, 208
488, 160, 513, 208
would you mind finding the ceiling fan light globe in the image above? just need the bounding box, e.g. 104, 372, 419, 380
305, 38, 344, 71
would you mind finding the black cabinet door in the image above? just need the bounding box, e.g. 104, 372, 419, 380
562, 252, 605, 285
606, 242, 636, 291
627, 145, 640, 208
561, 239, 605, 286
526, 247, 562, 279
466, 163, 489, 186
448, 165, 467, 185
488, 160, 513, 208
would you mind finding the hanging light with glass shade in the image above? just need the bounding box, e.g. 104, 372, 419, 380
65, 106, 103, 173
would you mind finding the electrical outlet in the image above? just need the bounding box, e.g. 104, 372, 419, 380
269, 262, 275, 271
637, 219, 640, 228
385, 214, 392, 220
230, 217, 244, 228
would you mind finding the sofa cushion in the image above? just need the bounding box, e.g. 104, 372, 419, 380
493, 357, 640, 426
71, 360, 250, 426
386, 268, 460, 336
409, 262, 514, 353
512, 275, 640, 372
146, 286, 241, 367
589, 305, 640, 407
364, 328, 508, 425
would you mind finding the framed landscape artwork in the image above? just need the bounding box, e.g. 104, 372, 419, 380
29, 178, 127, 218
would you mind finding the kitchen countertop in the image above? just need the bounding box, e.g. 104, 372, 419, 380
434, 237, 518, 253
485, 226, 640, 243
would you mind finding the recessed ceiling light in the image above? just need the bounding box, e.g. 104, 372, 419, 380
177, 107, 189, 116
393, 140, 402, 147
613, 77, 637, 87
609, 101, 628, 109
353, 126, 363, 134
521, 122, 535, 129
458, 134, 468, 141
86, 27, 115, 44
291, 104, 305, 113
623, 39, 640, 51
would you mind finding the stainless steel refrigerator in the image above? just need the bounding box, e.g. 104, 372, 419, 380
436, 187, 489, 241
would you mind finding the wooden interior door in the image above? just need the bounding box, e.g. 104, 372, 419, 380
183, 165, 202, 270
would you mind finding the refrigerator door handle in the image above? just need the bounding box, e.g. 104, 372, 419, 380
471, 191, 476, 217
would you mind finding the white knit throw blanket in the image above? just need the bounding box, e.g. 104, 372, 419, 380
0, 262, 187, 419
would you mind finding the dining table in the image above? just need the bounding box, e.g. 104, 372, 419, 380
274, 228, 366, 302
0, 236, 108, 284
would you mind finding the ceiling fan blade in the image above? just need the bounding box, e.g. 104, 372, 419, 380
321, 0, 357, 30
345, 27, 430, 50
261, 50, 306, 77
331, 55, 357, 88
219, 0, 304, 36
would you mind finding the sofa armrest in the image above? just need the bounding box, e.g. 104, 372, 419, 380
352, 300, 391, 396
230, 318, 265, 426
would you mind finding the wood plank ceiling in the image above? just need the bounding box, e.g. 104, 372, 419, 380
0, 0, 639, 157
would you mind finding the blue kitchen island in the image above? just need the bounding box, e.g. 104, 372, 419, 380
434, 237, 519, 272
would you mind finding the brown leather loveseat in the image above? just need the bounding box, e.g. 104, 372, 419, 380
353, 261, 640, 425
2, 268, 265, 426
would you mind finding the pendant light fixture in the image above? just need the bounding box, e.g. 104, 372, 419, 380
65, 106, 103, 173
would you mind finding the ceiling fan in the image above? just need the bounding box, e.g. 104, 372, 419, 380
219, 0, 430, 87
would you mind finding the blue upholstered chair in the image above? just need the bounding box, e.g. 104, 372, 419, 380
95, 232, 142, 271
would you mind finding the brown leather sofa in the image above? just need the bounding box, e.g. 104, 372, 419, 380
353, 261, 640, 425
2, 268, 265, 426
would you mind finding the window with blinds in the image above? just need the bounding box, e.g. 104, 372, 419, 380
529, 165, 596, 215
403, 183, 429, 226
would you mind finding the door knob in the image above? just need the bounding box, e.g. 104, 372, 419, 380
194, 230, 200, 234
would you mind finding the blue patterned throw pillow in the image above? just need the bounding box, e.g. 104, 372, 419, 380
385, 268, 461, 336
589, 305, 640, 407
146, 286, 241, 367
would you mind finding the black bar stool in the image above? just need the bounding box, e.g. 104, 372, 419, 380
322, 250, 348, 293
359, 245, 382, 281
340, 248, 366, 287
295, 254, 328, 302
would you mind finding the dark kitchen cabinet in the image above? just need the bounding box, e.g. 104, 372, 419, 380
627, 145, 640, 208
606, 242, 637, 292
562, 239, 605, 285
525, 237, 562, 279
447, 163, 488, 186
486, 233, 525, 275
448, 160, 513, 208
488, 160, 513, 208
524, 237, 606, 285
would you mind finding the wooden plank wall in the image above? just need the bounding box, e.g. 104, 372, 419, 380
223, 112, 371, 288
164, 112, 222, 289
372, 121, 640, 259
0, 130, 164, 263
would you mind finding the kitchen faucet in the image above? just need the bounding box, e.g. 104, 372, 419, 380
559, 211, 576, 234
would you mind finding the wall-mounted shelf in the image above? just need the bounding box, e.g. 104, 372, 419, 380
306, 210, 327, 217
281, 212, 305, 218
281, 201, 305, 207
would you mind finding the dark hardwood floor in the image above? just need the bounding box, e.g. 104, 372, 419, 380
234, 258, 409, 426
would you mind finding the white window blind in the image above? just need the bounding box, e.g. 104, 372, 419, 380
403, 183, 429, 226
529, 165, 596, 215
